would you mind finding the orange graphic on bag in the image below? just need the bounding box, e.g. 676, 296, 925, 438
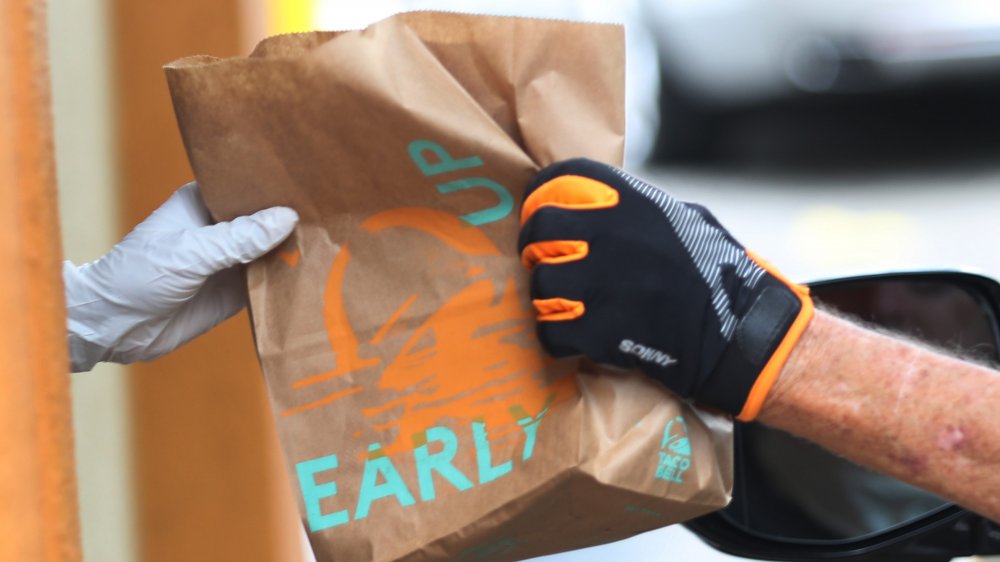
284, 207, 577, 454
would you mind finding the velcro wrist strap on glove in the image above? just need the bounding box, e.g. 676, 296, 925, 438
517, 158, 813, 421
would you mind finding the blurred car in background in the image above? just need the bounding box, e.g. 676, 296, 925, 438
644, 0, 1000, 160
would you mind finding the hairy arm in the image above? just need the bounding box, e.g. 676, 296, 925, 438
759, 309, 1000, 521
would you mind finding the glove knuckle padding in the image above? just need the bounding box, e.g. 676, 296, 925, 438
519, 159, 814, 420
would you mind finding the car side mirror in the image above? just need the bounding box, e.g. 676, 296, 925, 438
685, 271, 1000, 562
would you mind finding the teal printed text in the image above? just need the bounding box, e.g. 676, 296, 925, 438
408, 139, 514, 226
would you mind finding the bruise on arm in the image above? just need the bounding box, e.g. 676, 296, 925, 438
759, 309, 1000, 522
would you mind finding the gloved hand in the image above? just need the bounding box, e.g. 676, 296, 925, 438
518, 159, 813, 421
65, 182, 298, 372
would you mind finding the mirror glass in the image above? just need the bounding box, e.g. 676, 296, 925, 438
722, 277, 1000, 543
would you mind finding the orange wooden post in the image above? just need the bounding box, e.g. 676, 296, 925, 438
114, 0, 305, 560
0, 0, 81, 561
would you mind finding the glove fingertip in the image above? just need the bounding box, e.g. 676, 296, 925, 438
192, 207, 299, 272
257, 206, 299, 234
244, 206, 299, 254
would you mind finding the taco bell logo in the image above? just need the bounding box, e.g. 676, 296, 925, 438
656, 416, 691, 484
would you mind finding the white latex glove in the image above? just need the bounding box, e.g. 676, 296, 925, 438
64, 182, 298, 372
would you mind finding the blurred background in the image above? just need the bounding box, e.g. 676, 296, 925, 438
48, 0, 1000, 561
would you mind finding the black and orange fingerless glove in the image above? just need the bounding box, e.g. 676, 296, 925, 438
518, 159, 814, 421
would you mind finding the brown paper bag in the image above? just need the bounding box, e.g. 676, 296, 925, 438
166, 12, 732, 562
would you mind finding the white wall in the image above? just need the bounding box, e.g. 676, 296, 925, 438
47, 0, 135, 560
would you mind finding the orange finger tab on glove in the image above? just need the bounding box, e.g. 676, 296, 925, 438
532, 297, 586, 322
521, 240, 589, 269
520, 175, 619, 225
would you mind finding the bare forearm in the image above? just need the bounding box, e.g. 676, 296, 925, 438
759, 309, 1000, 521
